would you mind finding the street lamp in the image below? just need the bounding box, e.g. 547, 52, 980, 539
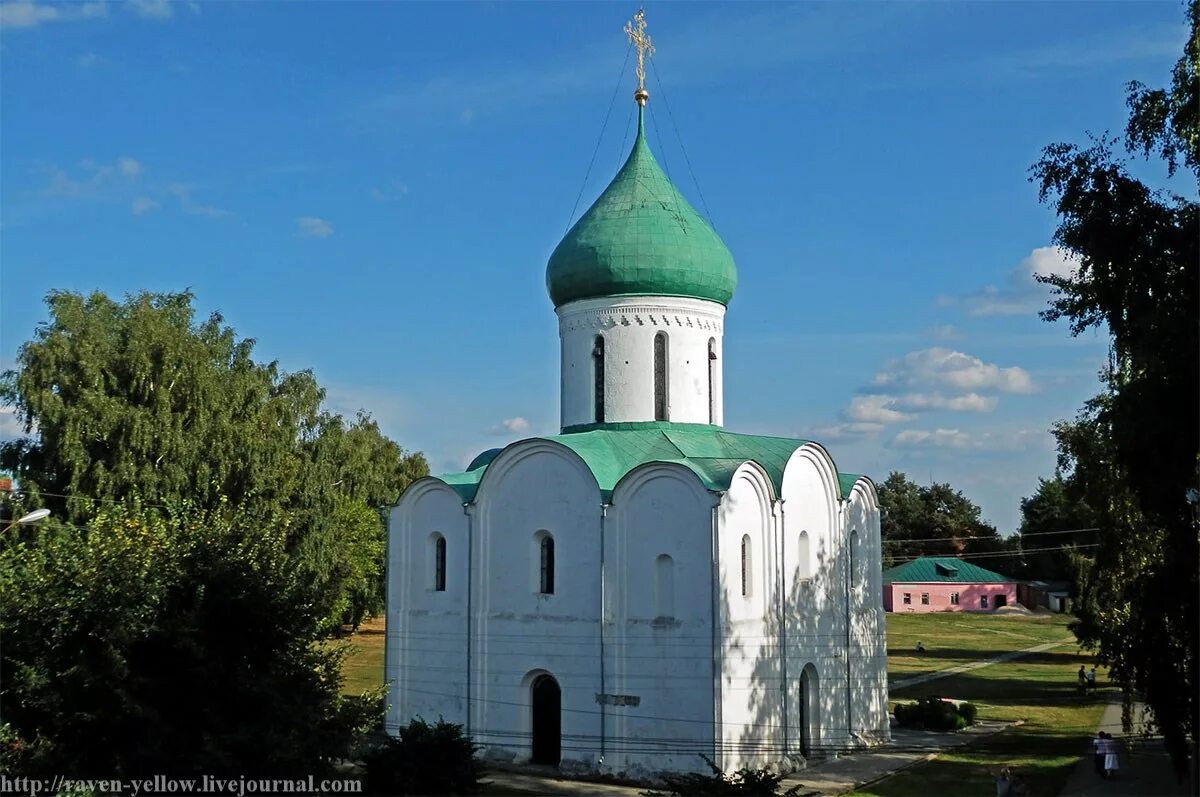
2, 508, 50, 532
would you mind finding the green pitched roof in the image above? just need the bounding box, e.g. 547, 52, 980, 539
426, 422, 866, 505
882, 556, 1014, 584
839, 472, 865, 497
545, 109, 737, 308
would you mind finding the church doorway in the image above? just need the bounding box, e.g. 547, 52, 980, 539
995, 594, 1007, 608
530, 674, 561, 765
799, 664, 819, 758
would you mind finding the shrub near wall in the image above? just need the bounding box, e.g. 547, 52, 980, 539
362, 718, 481, 795
893, 697, 977, 730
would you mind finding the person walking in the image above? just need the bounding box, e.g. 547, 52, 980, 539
1077, 665, 1087, 695
1086, 665, 1097, 695
1103, 732, 1121, 779
1092, 731, 1106, 777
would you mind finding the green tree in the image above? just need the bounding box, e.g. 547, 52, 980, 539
1030, 0, 1198, 775
1016, 476, 1097, 581
0, 501, 380, 778
876, 471, 1007, 572
0, 290, 427, 629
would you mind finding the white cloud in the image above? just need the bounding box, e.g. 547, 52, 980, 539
167, 184, 230, 218
838, 389, 998, 430
941, 246, 1080, 318
128, 0, 172, 19
460, 108, 475, 124
296, 216, 334, 238
0, 1, 105, 29
872, 347, 1035, 394
131, 196, 160, 215
0, 406, 29, 439
844, 395, 914, 424
895, 392, 998, 412
371, 181, 409, 202
490, 417, 531, 435
805, 422, 885, 440
116, 156, 142, 177
889, 427, 1044, 453
77, 52, 105, 68
40, 156, 142, 198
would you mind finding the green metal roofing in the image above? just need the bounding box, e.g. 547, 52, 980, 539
545, 109, 738, 308
839, 472, 865, 497
427, 422, 867, 505
881, 556, 1014, 584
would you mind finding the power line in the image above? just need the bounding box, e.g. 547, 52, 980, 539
889, 543, 1100, 563
565, 41, 634, 233
884, 528, 1100, 546
649, 57, 715, 227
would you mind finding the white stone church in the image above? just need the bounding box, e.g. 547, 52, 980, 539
385, 43, 889, 776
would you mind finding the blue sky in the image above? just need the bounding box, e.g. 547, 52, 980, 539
1, 1, 1190, 532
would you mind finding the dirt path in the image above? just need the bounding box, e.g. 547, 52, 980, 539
890, 637, 1076, 691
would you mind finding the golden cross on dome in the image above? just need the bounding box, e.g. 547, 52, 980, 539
624, 8, 654, 106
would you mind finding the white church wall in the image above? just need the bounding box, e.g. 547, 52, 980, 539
606, 464, 718, 775
386, 479, 470, 735
844, 481, 890, 738
715, 463, 781, 770
557, 295, 725, 428
470, 441, 605, 767
780, 445, 850, 755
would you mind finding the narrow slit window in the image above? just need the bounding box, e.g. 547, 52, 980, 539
798, 530, 811, 579
740, 534, 752, 597
434, 535, 447, 592
707, 338, 717, 424
654, 332, 668, 421
592, 335, 605, 423
540, 536, 555, 595
656, 554, 675, 619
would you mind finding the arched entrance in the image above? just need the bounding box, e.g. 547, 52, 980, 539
530, 674, 561, 765
799, 664, 820, 757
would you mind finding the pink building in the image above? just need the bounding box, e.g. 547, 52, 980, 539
882, 557, 1017, 612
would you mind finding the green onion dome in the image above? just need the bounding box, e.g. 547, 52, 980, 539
546, 109, 737, 308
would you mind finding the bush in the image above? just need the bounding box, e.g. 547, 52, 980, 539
362, 717, 481, 795
644, 754, 802, 796
893, 697, 977, 730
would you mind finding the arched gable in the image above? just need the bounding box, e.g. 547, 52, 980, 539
781, 443, 841, 585
611, 460, 715, 507
473, 438, 603, 510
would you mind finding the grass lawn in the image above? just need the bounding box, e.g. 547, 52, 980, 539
850, 612, 1109, 797
339, 610, 1108, 794
338, 615, 385, 695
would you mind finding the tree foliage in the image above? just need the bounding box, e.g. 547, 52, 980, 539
0, 290, 427, 629
1016, 476, 1097, 581
876, 471, 1008, 572
1030, 0, 1198, 776
0, 501, 381, 778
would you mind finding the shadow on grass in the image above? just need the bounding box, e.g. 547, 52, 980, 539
886, 647, 1080, 665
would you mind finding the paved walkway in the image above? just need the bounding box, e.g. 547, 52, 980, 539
1059, 700, 1188, 797
482, 769, 646, 796
890, 637, 1075, 691
779, 721, 1012, 795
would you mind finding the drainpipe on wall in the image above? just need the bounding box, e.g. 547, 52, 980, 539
464, 502, 474, 736
710, 498, 723, 770
382, 505, 393, 736
777, 499, 788, 754
599, 503, 608, 767
842, 501, 852, 745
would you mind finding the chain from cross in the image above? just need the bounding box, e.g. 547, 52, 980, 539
624, 8, 655, 100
